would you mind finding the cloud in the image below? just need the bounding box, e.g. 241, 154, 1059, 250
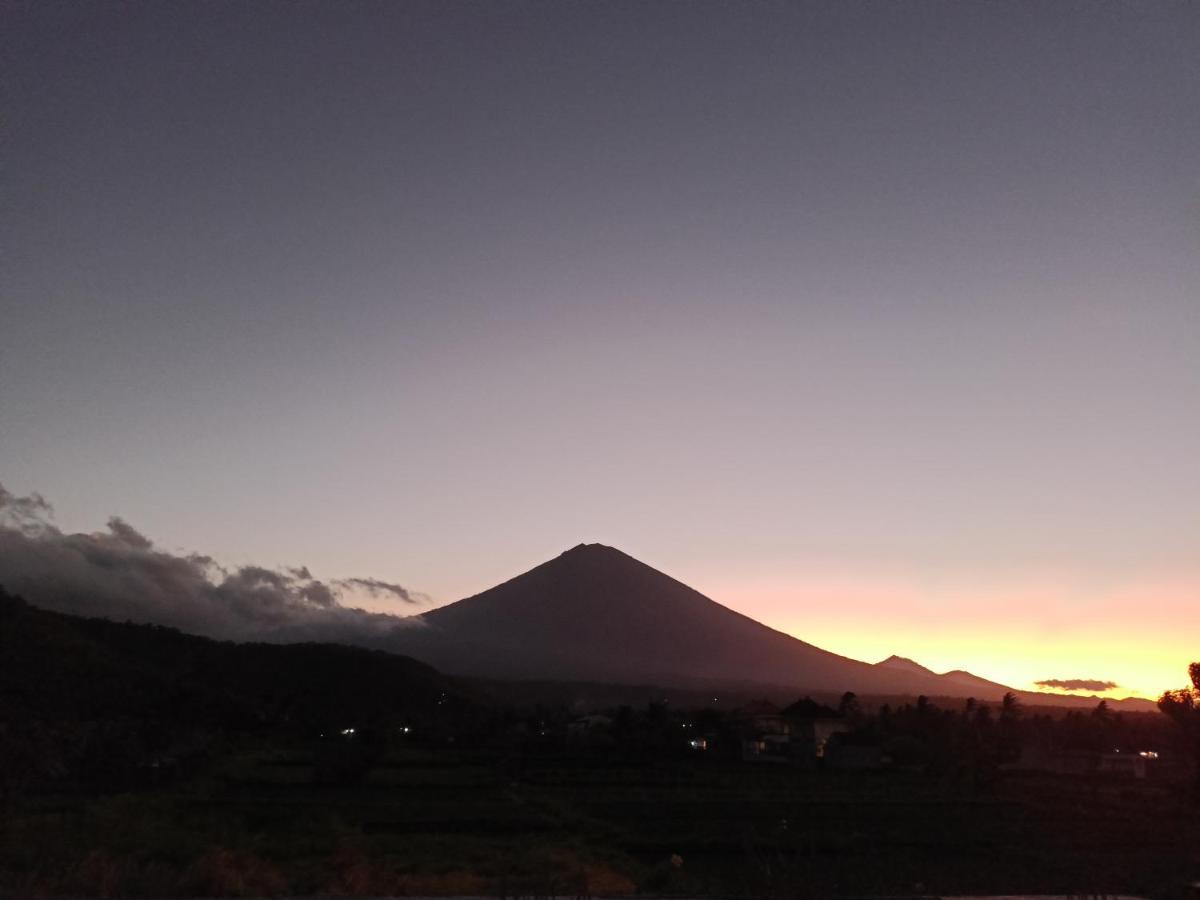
333, 577, 426, 605
0, 483, 54, 533
0, 482, 427, 648
1035, 678, 1119, 693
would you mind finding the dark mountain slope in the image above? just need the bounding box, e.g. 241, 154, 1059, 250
0, 585, 482, 742
392, 546, 971, 700
411, 543, 886, 690
396, 545, 1152, 710
876, 655, 1013, 695
877, 655, 939, 677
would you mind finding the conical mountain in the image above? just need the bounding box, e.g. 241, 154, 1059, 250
391, 544, 1020, 700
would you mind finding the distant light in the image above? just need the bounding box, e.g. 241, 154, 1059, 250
402, 726, 411, 734
1139, 750, 1159, 759
341, 728, 356, 736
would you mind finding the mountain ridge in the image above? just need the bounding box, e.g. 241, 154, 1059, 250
395, 544, 1153, 710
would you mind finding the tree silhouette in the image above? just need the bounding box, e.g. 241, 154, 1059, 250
1159, 662, 1200, 798
998, 692, 1022, 762
837, 691, 860, 721
1000, 691, 1021, 718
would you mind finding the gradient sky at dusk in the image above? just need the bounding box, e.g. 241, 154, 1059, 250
3, 1, 1198, 698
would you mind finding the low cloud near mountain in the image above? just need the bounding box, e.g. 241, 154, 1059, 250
1035, 678, 1119, 693
0, 482, 425, 645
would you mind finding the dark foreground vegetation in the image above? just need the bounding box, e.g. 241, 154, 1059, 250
2, 586, 1198, 898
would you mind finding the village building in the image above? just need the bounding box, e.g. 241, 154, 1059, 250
732, 698, 848, 764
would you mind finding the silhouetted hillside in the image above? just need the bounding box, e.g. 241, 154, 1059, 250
877, 654, 938, 676
0, 585, 485, 789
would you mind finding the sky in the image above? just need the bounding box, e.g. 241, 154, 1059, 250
2, 1, 1198, 699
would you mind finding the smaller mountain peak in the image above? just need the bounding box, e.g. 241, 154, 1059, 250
877, 655, 935, 674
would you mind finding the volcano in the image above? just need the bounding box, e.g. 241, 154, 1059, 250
392, 544, 1143, 708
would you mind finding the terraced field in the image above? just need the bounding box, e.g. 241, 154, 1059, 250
4, 740, 1196, 897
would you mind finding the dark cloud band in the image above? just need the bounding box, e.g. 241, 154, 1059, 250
1035, 678, 1118, 693
0, 482, 426, 646
333, 577, 426, 605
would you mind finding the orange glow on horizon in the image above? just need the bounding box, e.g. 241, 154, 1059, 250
695, 569, 1199, 701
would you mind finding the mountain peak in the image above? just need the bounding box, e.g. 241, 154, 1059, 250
876, 655, 936, 675
551, 543, 648, 572
561, 542, 620, 557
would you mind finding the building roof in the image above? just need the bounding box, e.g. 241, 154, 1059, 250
781, 697, 842, 720
733, 699, 783, 718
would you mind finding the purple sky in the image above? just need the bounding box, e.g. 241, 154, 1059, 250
2, 1, 1198, 696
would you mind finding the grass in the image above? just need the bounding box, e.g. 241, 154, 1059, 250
2, 738, 1198, 897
